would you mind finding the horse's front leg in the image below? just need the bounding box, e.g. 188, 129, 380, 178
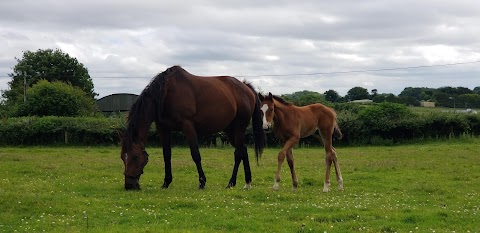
183, 122, 206, 189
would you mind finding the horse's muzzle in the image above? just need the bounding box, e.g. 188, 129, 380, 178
124, 176, 141, 190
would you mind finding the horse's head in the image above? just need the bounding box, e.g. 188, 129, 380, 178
258, 92, 275, 130
120, 136, 149, 190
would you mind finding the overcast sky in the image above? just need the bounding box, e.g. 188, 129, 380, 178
1, 0, 480, 98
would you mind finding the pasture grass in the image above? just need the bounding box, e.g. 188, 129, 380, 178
1, 140, 479, 232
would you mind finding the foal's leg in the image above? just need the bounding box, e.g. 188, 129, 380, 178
182, 121, 206, 189
273, 137, 298, 191
322, 136, 343, 192
324, 147, 343, 192
286, 148, 299, 191
331, 146, 344, 191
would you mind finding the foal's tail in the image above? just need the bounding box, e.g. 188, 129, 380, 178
333, 121, 343, 140
245, 82, 267, 164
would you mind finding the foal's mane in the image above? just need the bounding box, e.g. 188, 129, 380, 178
272, 95, 292, 106
123, 66, 183, 148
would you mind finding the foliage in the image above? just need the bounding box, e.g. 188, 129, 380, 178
1, 48, 97, 107
324, 89, 341, 102
473, 86, 480, 94
1, 142, 480, 232
15, 80, 98, 117
399, 86, 480, 108
357, 102, 416, 142
281, 90, 326, 106
0, 116, 123, 145
2, 106, 480, 146
373, 94, 419, 106
346, 86, 369, 101
399, 87, 436, 101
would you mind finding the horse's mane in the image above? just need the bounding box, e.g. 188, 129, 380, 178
272, 95, 292, 106
123, 66, 183, 148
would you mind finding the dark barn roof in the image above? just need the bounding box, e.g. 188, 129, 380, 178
96, 93, 139, 112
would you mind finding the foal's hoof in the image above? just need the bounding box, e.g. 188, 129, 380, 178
273, 182, 280, 191
198, 184, 206, 190
243, 183, 252, 190
338, 180, 344, 191
323, 183, 331, 192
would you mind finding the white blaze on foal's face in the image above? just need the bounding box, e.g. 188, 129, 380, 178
261, 103, 273, 129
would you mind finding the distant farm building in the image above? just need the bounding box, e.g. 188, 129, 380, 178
420, 101, 435, 108
96, 93, 138, 113
350, 99, 373, 104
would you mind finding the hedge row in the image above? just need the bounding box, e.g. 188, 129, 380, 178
1, 111, 479, 146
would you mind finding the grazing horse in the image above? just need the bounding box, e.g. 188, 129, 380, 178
121, 66, 266, 190
258, 93, 343, 192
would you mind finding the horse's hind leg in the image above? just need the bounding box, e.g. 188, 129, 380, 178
324, 146, 343, 192
332, 146, 344, 191
274, 137, 298, 191
225, 129, 251, 189
183, 121, 206, 189
286, 148, 299, 191
320, 126, 343, 192
160, 129, 173, 189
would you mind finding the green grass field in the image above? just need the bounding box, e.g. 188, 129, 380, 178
1, 140, 479, 232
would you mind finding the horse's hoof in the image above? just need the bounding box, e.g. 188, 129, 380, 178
323, 182, 331, 192
161, 182, 170, 189
273, 183, 279, 191
243, 183, 251, 190
338, 180, 344, 191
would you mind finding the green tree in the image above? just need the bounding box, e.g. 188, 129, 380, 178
473, 86, 480, 94
1, 49, 97, 107
281, 90, 325, 106
370, 89, 378, 99
347, 86, 369, 101
399, 87, 435, 101
324, 89, 340, 103
16, 80, 97, 117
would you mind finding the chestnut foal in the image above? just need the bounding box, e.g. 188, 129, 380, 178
259, 93, 343, 192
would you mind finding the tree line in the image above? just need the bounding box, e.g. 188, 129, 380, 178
1, 48, 479, 119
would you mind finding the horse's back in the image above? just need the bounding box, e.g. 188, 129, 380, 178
164, 72, 255, 134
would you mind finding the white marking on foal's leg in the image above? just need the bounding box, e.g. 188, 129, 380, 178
243, 183, 251, 190
323, 181, 331, 192
273, 180, 280, 191
338, 178, 344, 191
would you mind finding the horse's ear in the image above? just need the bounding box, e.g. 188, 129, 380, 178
258, 92, 264, 100
268, 92, 273, 99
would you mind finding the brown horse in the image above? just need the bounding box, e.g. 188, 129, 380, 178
121, 66, 266, 190
258, 93, 343, 192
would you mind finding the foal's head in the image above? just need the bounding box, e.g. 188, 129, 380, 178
120, 136, 149, 190
258, 92, 275, 130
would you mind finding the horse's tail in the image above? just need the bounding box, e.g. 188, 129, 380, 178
333, 121, 343, 140
245, 82, 267, 164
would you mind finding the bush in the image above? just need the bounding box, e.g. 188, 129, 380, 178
1, 110, 479, 146
16, 80, 97, 117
